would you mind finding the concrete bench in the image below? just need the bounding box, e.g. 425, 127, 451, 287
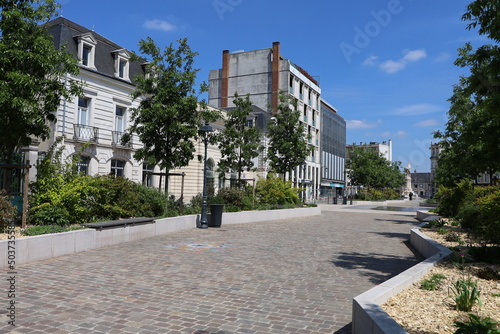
83, 217, 154, 231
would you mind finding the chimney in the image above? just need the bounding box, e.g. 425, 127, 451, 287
221, 50, 230, 108
271, 42, 280, 113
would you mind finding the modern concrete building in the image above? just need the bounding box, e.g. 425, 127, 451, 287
320, 100, 346, 197
208, 42, 321, 201
346, 140, 393, 162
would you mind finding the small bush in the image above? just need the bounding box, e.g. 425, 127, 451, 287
29, 203, 70, 227
476, 266, 500, 281
255, 174, 300, 206
454, 313, 500, 334
420, 273, 446, 290
445, 231, 462, 242
0, 190, 17, 230
22, 225, 84, 236
436, 180, 473, 218
448, 278, 482, 312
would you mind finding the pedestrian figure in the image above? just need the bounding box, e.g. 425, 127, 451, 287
409, 192, 413, 201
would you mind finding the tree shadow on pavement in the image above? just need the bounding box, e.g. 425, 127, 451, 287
331, 251, 419, 284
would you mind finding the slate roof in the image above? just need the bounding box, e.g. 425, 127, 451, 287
45, 17, 144, 84
411, 172, 432, 183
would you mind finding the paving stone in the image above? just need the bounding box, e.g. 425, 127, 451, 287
0, 204, 421, 333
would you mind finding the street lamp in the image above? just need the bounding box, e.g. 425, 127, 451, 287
199, 122, 213, 229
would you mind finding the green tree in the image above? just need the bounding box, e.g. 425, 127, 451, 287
434, 0, 500, 186
0, 0, 81, 179
217, 93, 262, 187
347, 146, 404, 189
267, 92, 313, 181
125, 37, 207, 193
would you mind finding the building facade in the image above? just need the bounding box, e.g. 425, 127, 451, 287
346, 140, 393, 162
320, 100, 346, 197
411, 172, 432, 198
27, 18, 222, 201
208, 42, 322, 201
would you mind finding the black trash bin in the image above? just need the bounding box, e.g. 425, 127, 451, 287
333, 197, 338, 204
209, 204, 224, 227
342, 196, 347, 205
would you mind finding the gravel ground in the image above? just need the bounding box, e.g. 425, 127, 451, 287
382, 225, 500, 334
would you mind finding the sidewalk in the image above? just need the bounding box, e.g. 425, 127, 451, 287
1, 207, 421, 334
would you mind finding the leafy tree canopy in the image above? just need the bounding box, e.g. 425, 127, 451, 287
217, 93, 262, 186
0, 0, 82, 161
434, 0, 500, 185
347, 146, 404, 189
267, 92, 313, 180
125, 37, 214, 191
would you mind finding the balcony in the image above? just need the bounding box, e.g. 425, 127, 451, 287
73, 124, 99, 143
112, 131, 132, 148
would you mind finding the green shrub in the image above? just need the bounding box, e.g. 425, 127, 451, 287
22, 224, 84, 236
445, 231, 462, 242
454, 313, 500, 334
0, 190, 17, 230
29, 203, 70, 227
420, 273, 446, 290
213, 187, 246, 208
436, 179, 473, 218
255, 174, 300, 206
469, 247, 500, 264
448, 278, 482, 312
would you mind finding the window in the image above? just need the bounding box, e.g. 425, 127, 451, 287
110, 159, 125, 177
115, 106, 125, 132
113, 49, 130, 80
78, 97, 89, 125
142, 163, 154, 187
75, 156, 90, 175
82, 45, 91, 66
76, 33, 97, 68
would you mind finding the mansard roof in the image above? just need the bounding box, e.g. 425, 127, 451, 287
45, 17, 144, 84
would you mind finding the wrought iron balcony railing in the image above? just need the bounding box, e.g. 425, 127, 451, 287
73, 124, 99, 143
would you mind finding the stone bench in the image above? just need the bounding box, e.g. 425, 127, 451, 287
83, 217, 154, 231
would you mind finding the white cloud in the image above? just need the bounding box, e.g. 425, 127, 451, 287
379, 60, 405, 74
362, 55, 378, 66
393, 103, 443, 116
379, 49, 427, 74
435, 52, 451, 63
367, 130, 407, 139
415, 119, 439, 127
403, 49, 427, 62
143, 19, 177, 32
346, 119, 382, 129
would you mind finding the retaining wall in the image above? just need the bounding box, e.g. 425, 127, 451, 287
352, 222, 452, 334
1, 207, 321, 268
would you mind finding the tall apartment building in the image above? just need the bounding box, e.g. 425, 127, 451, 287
346, 140, 393, 162
26, 17, 221, 201
320, 100, 346, 197
208, 42, 321, 200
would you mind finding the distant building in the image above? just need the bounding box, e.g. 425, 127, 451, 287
320, 100, 346, 197
208, 42, 322, 201
411, 172, 432, 198
346, 140, 393, 162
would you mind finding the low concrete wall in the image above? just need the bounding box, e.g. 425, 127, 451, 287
352, 223, 452, 334
1, 207, 320, 268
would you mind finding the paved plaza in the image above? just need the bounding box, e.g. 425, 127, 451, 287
2, 203, 422, 334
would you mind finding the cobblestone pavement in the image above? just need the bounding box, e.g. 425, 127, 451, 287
2, 204, 422, 334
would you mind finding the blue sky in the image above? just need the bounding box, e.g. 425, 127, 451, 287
57, 0, 485, 172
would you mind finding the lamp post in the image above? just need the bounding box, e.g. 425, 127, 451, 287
199, 122, 213, 229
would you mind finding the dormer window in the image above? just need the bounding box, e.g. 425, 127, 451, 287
112, 49, 130, 81
75, 32, 97, 69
